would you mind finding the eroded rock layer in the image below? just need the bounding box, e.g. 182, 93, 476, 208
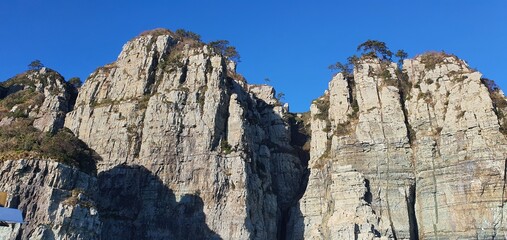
0, 160, 99, 239
1, 29, 506, 240
298, 55, 507, 239
65, 30, 308, 239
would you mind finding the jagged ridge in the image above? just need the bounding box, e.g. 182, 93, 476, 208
0, 30, 506, 240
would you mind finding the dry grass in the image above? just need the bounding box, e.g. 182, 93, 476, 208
138, 28, 172, 37
418, 51, 457, 70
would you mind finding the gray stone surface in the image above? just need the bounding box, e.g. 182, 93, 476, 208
2, 29, 506, 240
0, 68, 75, 133
0, 159, 100, 240
298, 55, 507, 239
65, 31, 307, 239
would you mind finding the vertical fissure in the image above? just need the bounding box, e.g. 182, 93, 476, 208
406, 182, 419, 239
374, 67, 397, 239
278, 112, 311, 240
425, 103, 440, 239
396, 65, 420, 239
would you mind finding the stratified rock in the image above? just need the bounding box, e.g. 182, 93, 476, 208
404, 53, 507, 239
0, 159, 100, 240
65, 29, 307, 239
298, 53, 507, 239
300, 58, 414, 239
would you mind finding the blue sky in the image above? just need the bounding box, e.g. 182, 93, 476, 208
1, 0, 506, 112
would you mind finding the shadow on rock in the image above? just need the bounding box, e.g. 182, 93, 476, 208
97, 165, 221, 240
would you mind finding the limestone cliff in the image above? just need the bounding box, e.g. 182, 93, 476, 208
0, 160, 100, 239
298, 53, 507, 239
64, 29, 308, 239
0, 67, 101, 239
1, 29, 506, 240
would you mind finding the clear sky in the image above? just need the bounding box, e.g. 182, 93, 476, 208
1, 0, 506, 112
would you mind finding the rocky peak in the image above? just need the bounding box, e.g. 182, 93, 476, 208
0, 67, 76, 133
64, 28, 308, 239
299, 52, 507, 239
1, 32, 506, 240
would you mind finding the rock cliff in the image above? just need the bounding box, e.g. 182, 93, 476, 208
1, 30, 506, 240
298, 53, 507, 239
0, 68, 76, 133
0, 160, 100, 239
0, 67, 101, 239
64, 29, 308, 239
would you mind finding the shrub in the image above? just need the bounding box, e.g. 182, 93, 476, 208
208, 40, 240, 63
418, 51, 456, 70
481, 78, 507, 135
220, 140, 232, 155
395, 50, 408, 66
0, 121, 99, 175
328, 61, 352, 76
28, 60, 44, 71
334, 121, 351, 136
357, 40, 392, 60
68, 77, 82, 88
313, 97, 330, 120
138, 28, 172, 37
174, 29, 201, 41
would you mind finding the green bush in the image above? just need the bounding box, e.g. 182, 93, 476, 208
357, 40, 392, 60
220, 140, 232, 155
313, 97, 330, 120
28, 60, 44, 71
68, 77, 82, 88
208, 40, 240, 63
175, 29, 201, 41
0, 121, 99, 175
481, 78, 507, 135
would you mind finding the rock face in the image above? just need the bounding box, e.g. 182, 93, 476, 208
300, 59, 415, 239
0, 160, 100, 239
0, 68, 76, 133
65, 30, 308, 239
1, 29, 506, 240
298, 54, 507, 239
405, 55, 507, 239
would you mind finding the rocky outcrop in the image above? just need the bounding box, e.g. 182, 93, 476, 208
0, 68, 76, 133
2, 28, 506, 240
65, 29, 308, 239
300, 59, 414, 239
0, 68, 99, 239
405, 54, 507, 239
0, 159, 100, 239
298, 54, 507, 239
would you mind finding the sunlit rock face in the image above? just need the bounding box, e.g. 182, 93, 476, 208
1, 28, 506, 240
0, 68, 76, 133
65, 30, 308, 239
298, 54, 507, 239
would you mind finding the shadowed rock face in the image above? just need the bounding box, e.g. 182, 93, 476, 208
97, 165, 220, 240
